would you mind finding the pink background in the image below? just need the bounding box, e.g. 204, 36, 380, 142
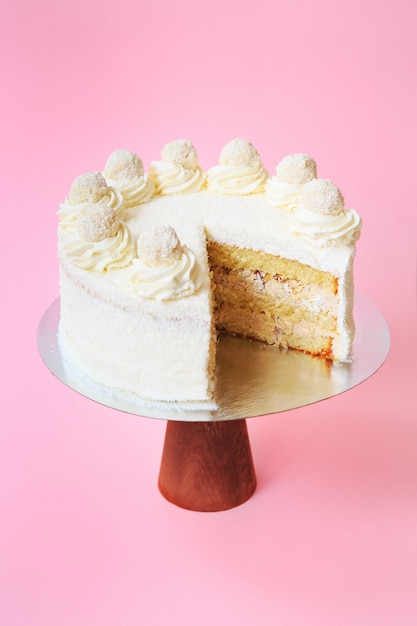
1, 0, 416, 624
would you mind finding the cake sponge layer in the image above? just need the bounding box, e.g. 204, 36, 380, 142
208, 241, 339, 357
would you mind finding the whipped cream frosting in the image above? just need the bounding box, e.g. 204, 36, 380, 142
105, 176, 154, 208
58, 187, 124, 233
265, 153, 317, 210
63, 222, 136, 271
121, 246, 201, 300
264, 180, 303, 211
207, 139, 268, 195
289, 207, 362, 247
104, 149, 154, 207
207, 162, 268, 195
148, 139, 206, 195
148, 161, 206, 195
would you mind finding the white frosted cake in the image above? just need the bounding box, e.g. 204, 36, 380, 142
57, 139, 361, 409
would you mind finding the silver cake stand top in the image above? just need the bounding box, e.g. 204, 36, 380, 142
37, 292, 390, 422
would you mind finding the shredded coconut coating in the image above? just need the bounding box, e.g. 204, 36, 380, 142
104, 149, 144, 180
219, 138, 262, 167
275, 153, 317, 184
161, 140, 199, 170
77, 204, 121, 242
137, 225, 183, 267
300, 178, 345, 216
68, 172, 108, 205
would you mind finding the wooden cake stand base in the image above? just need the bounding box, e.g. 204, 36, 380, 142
158, 419, 256, 511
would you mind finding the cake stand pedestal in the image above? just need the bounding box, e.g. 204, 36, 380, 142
158, 419, 256, 511
37, 292, 390, 512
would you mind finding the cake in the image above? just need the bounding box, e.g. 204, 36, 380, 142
57, 139, 361, 410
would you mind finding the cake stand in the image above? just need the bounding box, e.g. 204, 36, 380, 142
37, 292, 390, 512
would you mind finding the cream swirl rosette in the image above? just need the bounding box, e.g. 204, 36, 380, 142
289, 178, 362, 247
148, 140, 206, 195
104, 149, 154, 208
58, 171, 124, 234
265, 153, 317, 211
64, 204, 136, 271
207, 138, 268, 195
122, 225, 202, 300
